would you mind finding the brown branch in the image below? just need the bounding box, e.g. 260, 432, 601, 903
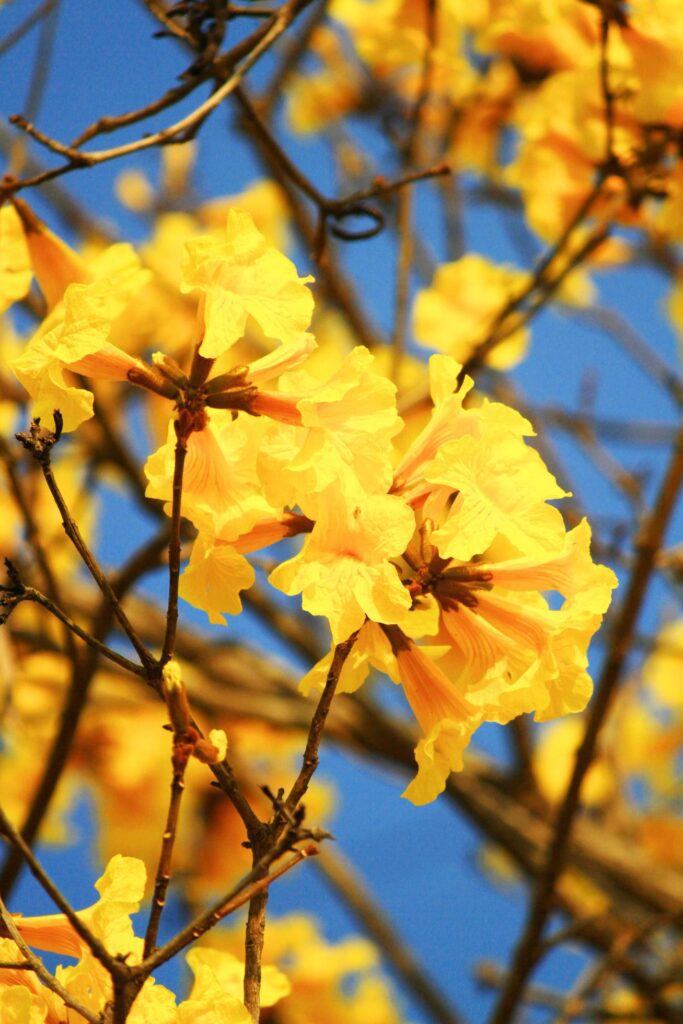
243, 882, 268, 1023
4, 0, 315, 196
599, 10, 616, 167
210, 758, 264, 841
0, 0, 59, 60
239, 631, 360, 1022
392, 185, 414, 379
143, 735, 189, 958
507, 717, 537, 792
235, 86, 448, 258
0, 806, 115, 972
139, 844, 318, 975
140, 0, 196, 45
259, 0, 329, 115
0, 436, 78, 664
458, 180, 606, 384
3, 0, 62, 186
0, 529, 168, 897
70, 79, 199, 149
0, 577, 145, 677
160, 422, 188, 666
16, 419, 155, 670
284, 630, 360, 815
0, 124, 114, 239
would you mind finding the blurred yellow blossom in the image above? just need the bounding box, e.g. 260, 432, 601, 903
0, 204, 31, 313
413, 254, 530, 368
10, 212, 150, 430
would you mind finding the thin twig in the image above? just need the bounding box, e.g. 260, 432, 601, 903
5, 0, 313, 193
458, 180, 606, 384
143, 735, 190, 957
240, 630, 360, 1022
235, 86, 448, 255
19, 422, 155, 670
160, 424, 188, 666
139, 844, 318, 975
260, 0, 329, 115
284, 630, 361, 815
69, 78, 199, 149
0, 437, 78, 663
0, 806, 114, 972
599, 10, 616, 167
0, 529, 168, 897
0, 0, 59, 60
392, 185, 414, 379
4, 0, 61, 179
0, 582, 146, 677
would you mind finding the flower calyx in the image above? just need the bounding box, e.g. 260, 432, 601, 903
129, 349, 260, 432
403, 549, 493, 612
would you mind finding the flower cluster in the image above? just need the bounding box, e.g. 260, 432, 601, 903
0, 853, 410, 1023
0, 855, 289, 1023
2, 200, 617, 806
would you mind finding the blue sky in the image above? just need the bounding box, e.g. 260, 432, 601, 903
2, 2, 682, 1020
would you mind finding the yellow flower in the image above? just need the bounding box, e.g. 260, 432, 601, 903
642, 619, 683, 710
198, 179, 291, 251
182, 948, 289, 1019
11, 234, 150, 431
472, 0, 599, 74
620, 1, 683, 127
14, 853, 146, 960
389, 629, 482, 804
286, 26, 363, 134
269, 483, 414, 644
447, 59, 518, 174
257, 346, 403, 508
425, 430, 568, 560
422, 519, 617, 725
392, 353, 532, 506
179, 530, 255, 626
146, 412, 273, 534
203, 913, 407, 1024
145, 411, 303, 625
2, 855, 285, 1024
11, 199, 88, 312
181, 207, 314, 359
0, 945, 65, 1023
299, 619, 403, 697
0, 205, 32, 314
413, 254, 530, 369
332, 0, 472, 109
175, 954, 251, 1024
290, 351, 616, 802
534, 717, 615, 806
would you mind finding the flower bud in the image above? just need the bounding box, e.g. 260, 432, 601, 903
162, 660, 191, 734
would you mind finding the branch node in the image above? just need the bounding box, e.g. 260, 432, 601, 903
15, 413, 63, 466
